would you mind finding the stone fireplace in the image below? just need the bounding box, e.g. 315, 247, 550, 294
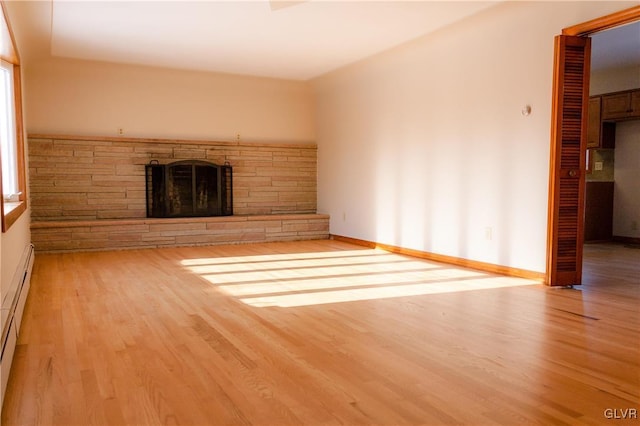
145, 160, 232, 218
29, 135, 329, 252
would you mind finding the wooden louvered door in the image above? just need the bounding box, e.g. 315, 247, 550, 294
546, 35, 591, 286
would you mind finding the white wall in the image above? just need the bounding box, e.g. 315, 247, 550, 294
25, 57, 315, 143
591, 64, 640, 95
7, 0, 315, 143
313, 1, 638, 273
613, 120, 640, 238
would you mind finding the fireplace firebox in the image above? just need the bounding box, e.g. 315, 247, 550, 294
145, 160, 232, 218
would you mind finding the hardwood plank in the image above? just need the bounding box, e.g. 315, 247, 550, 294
2, 240, 638, 425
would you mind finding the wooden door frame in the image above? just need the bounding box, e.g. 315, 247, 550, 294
546, 6, 640, 286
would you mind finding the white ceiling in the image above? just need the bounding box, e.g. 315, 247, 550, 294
49, 0, 499, 80
8, 1, 639, 81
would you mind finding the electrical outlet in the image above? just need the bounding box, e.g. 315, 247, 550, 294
632, 221, 638, 231
117, 128, 124, 135
485, 227, 492, 241
594, 161, 603, 171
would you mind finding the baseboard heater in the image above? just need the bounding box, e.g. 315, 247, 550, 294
1, 243, 35, 406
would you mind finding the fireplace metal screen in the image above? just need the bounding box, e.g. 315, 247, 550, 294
145, 160, 232, 218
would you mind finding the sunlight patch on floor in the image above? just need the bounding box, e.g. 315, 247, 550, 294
210, 267, 486, 297
181, 247, 539, 307
241, 276, 537, 307
180, 249, 393, 267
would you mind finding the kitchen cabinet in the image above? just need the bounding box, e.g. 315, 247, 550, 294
601, 89, 640, 121
587, 97, 601, 148
587, 96, 616, 149
584, 181, 614, 242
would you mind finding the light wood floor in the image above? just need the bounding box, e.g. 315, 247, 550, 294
2, 240, 638, 425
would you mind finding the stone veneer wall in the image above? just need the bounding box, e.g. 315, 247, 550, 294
28, 135, 328, 252
31, 214, 330, 252
28, 135, 317, 220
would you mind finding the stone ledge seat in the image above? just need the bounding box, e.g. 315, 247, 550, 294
31, 213, 330, 253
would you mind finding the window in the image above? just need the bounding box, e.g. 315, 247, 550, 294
1, 1, 27, 232
1, 60, 18, 198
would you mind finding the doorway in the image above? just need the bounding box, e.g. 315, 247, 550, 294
546, 6, 640, 286
585, 21, 640, 277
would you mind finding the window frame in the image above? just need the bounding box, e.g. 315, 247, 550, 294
1, 0, 27, 232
